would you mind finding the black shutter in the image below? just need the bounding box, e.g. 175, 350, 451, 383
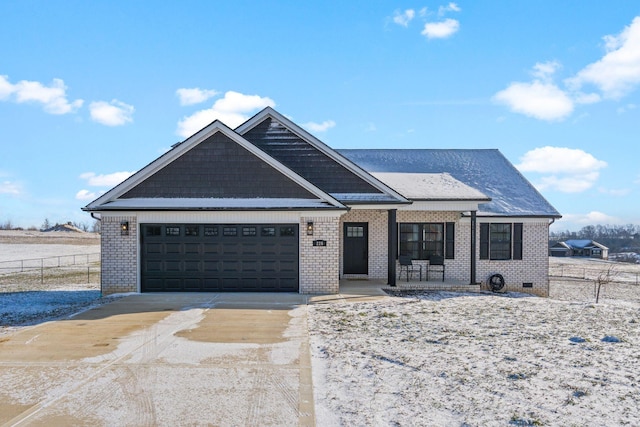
480, 223, 489, 260
445, 222, 455, 259
513, 223, 523, 260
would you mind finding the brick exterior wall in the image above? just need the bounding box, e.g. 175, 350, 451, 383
475, 221, 550, 297
100, 215, 138, 295
299, 216, 341, 294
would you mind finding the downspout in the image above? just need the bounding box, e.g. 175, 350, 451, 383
388, 209, 397, 287
90, 212, 102, 222
470, 210, 477, 285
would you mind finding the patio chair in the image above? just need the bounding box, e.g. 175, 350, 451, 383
398, 255, 422, 282
427, 255, 445, 281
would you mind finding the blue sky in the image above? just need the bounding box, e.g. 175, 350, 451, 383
1, 1, 639, 232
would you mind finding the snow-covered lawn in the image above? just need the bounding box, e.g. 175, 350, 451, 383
309, 291, 640, 426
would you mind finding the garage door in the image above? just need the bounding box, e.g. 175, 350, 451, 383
141, 224, 299, 292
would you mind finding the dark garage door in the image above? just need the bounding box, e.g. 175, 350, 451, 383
141, 224, 299, 292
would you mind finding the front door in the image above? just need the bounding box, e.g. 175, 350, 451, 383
343, 223, 368, 274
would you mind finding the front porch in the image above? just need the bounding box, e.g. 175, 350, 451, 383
339, 278, 483, 294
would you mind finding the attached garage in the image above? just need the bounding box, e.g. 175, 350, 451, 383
141, 223, 299, 292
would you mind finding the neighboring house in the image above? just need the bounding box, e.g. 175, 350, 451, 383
550, 240, 609, 259
83, 107, 561, 297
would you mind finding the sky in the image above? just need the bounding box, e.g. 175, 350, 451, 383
1, 1, 639, 232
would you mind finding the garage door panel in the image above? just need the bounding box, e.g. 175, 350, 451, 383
165, 261, 181, 272
141, 223, 299, 292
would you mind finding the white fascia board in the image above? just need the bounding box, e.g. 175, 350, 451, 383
236, 107, 409, 203
459, 216, 554, 225
85, 120, 344, 210
347, 202, 414, 210
399, 200, 483, 212
102, 210, 345, 224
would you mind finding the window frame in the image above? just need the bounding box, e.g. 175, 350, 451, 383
479, 222, 523, 261
398, 222, 447, 260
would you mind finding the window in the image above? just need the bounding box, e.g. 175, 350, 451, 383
480, 223, 523, 260
242, 226, 257, 236
399, 223, 446, 260
185, 226, 199, 236
223, 226, 237, 236
166, 226, 180, 236
280, 226, 295, 237
146, 226, 161, 236
346, 226, 364, 238
204, 226, 218, 237
261, 227, 276, 237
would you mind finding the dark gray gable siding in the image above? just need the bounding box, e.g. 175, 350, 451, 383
121, 131, 316, 199
339, 149, 561, 217
241, 117, 383, 194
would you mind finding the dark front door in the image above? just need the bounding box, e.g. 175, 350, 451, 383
343, 222, 368, 274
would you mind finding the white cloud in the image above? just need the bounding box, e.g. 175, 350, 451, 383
421, 18, 460, 39
567, 16, 640, 99
176, 91, 275, 138
493, 81, 574, 121
438, 2, 461, 16
517, 146, 607, 193
557, 211, 622, 228
0, 75, 14, 99
80, 171, 134, 187
89, 100, 135, 126
517, 146, 607, 174
0, 75, 83, 114
393, 9, 415, 27
176, 87, 218, 106
302, 120, 336, 133
75, 189, 99, 201
0, 180, 20, 195
531, 61, 561, 81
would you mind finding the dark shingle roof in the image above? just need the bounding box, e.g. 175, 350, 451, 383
338, 149, 561, 217
242, 117, 384, 195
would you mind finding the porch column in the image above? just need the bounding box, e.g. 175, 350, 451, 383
470, 210, 477, 285
388, 209, 397, 286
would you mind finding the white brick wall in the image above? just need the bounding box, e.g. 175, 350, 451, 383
299, 216, 341, 294
100, 215, 138, 295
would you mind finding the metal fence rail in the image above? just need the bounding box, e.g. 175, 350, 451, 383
549, 264, 640, 285
0, 253, 101, 286
0, 253, 100, 275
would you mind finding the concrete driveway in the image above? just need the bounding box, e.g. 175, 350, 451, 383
0, 293, 315, 426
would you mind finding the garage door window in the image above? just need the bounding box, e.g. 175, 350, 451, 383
204, 226, 218, 236
185, 226, 199, 237
262, 227, 276, 237
223, 226, 237, 236
280, 226, 295, 237
166, 226, 180, 236
146, 226, 161, 236
242, 226, 257, 236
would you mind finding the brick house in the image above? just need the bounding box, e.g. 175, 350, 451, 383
83, 107, 561, 297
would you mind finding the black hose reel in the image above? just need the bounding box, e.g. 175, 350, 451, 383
488, 273, 505, 292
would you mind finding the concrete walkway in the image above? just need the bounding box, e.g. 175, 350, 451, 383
0, 292, 321, 427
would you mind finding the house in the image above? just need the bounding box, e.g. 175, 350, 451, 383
83, 107, 561, 297
550, 240, 609, 259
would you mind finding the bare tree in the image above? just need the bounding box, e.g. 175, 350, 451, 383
595, 265, 619, 304
41, 218, 51, 231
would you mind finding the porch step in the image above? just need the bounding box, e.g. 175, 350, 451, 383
384, 282, 482, 293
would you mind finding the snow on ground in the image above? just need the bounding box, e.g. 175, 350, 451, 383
309, 291, 640, 426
